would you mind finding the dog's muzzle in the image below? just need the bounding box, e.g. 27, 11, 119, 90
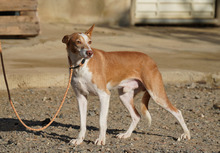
86, 50, 93, 57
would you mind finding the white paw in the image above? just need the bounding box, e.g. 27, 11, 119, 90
177, 132, 191, 141
70, 138, 83, 145
116, 132, 131, 139
95, 137, 106, 145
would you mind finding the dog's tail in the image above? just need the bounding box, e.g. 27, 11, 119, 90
141, 91, 152, 127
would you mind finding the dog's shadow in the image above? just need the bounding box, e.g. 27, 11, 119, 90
0, 118, 139, 143
0, 118, 177, 143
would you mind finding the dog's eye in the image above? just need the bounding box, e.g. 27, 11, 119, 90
76, 40, 81, 44
88, 41, 92, 45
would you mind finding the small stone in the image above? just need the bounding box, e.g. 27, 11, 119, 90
213, 104, 220, 109
209, 99, 214, 102
88, 110, 96, 116
188, 109, 193, 112
68, 127, 73, 132
124, 149, 132, 153
195, 95, 200, 99
187, 83, 197, 89
175, 84, 181, 88
41, 118, 50, 126
190, 83, 197, 88
204, 120, 209, 123
42, 97, 52, 102
42, 97, 47, 102
201, 114, 204, 118
7, 139, 13, 144
133, 137, 140, 141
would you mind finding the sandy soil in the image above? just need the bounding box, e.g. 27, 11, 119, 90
0, 83, 219, 152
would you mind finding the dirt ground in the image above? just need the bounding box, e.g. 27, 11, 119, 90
0, 83, 219, 152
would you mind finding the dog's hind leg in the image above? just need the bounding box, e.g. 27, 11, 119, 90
141, 91, 152, 127
143, 69, 191, 140
117, 88, 141, 139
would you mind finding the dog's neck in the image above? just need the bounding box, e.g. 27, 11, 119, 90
67, 49, 86, 68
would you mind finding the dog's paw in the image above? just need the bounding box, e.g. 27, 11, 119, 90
70, 138, 83, 146
116, 132, 131, 139
177, 132, 191, 141
95, 137, 106, 145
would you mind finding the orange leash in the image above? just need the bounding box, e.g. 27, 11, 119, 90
0, 41, 73, 131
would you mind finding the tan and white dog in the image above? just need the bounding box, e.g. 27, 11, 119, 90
62, 25, 190, 145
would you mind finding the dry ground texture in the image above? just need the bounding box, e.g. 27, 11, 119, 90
0, 83, 219, 152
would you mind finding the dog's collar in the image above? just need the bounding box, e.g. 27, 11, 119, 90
69, 58, 86, 69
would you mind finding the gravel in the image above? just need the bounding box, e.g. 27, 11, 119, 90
0, 83, 219, 152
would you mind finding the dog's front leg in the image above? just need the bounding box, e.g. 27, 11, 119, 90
95, 92, 110, 145
70, 92, 87, 145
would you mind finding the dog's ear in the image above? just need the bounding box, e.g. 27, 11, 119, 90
62, 35, 70, 44
85, 24, 95, 37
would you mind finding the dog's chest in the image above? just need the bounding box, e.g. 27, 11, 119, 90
71, 66, 97, 95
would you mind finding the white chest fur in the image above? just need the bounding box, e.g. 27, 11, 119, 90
71, 63, 98, 95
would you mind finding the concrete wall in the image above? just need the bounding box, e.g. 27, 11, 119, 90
38, 0, 131, 26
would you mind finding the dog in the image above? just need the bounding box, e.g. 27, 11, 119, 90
62, 24, 191, 145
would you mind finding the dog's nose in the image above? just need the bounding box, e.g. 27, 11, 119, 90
86, 50, 93, 57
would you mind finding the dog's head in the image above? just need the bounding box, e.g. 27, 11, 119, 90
62, 24, 95, 59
